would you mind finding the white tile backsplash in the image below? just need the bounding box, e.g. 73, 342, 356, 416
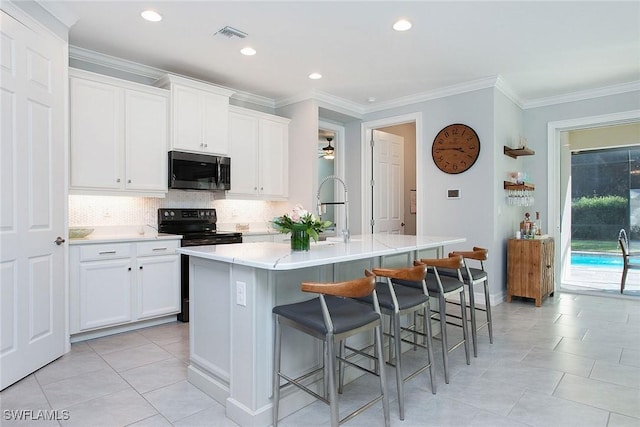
69, 191, 290, 230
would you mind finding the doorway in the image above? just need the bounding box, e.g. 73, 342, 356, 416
548, 111, 640, 296
317, 121, 345, 238
361, 113, 421, 235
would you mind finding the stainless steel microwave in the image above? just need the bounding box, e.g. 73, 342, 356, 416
168, 151, 231, 191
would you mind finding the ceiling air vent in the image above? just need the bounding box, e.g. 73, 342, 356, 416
214, 26, 247, 39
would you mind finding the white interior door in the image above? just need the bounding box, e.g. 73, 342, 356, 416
372, 130, 404, 234
1, 10, 67, 390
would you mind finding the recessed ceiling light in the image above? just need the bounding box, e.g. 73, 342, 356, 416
240, 47, 256, 56
141, 10, 162, 22
367, 97, 377, 103
309, 73, 322, 80
393, 19, 412, 31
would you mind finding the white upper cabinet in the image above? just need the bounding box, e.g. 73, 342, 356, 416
69, 69, 169, 197
228, 106, 290, 200
155, 74, 234, 155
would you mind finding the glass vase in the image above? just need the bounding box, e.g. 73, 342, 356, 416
290, 226, 310, 251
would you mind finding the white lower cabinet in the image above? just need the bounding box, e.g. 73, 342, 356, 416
136, 254, 181, 320
78, 258, 132, 331
70, 239, 180, 336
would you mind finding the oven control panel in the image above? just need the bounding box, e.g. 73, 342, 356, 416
158, 208, 217, 223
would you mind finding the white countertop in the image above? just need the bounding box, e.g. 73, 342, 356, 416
68, 225, 182, 245
177, 234, 465, 270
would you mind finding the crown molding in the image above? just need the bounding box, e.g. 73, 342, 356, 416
494, 76, 525, 108
66, 46, 640, 115
522, 81, 640, 109
275, 90, 365, 117
362, 76, 501, 114
35, 0, 78, 28
69, 46, 275, 108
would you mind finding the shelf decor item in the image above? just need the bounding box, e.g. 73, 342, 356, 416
273, 204, 332, 251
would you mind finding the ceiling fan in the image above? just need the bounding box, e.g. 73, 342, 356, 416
319, 137, 335, 160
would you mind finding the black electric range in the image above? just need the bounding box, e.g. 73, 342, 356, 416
158, 208, 242, 322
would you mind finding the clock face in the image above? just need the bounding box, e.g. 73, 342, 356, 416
431, 124, 480, 174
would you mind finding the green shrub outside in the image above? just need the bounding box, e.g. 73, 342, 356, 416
572, 195, 627, 240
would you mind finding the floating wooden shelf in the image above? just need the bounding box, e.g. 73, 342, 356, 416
504, 146, 535, 159
504, 181, 535, 191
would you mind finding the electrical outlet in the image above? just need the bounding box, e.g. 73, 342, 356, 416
236, 281, 246, 306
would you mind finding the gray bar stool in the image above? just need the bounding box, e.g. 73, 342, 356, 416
272, 276, 390, 427
445, 247, 493, 357
394, 255, 470, 384
344, 264, 436, 421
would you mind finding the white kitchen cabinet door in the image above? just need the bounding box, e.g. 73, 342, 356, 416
172, 84, 204, 153
70, 77, 122, 189
136, 254, 180, 320
158, 75, 233, 155
259, 118, 288, 198
125, 89, 168, 191
202, 91, 229, 155
227, 107, 289, 199
228, 111, 259, 195
78, 259, 133, 331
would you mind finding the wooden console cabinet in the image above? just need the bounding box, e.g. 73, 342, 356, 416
507, 238, 554, 306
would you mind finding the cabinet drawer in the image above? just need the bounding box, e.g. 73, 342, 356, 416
137, 240, 180, 257
79, 243, 131, 261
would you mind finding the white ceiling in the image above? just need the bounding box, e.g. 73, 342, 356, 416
42, 1, 640, 109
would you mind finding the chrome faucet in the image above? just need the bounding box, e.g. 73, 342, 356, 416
316, 175, 350, 243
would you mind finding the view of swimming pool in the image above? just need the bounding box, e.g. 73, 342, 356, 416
571, 252, 622, 267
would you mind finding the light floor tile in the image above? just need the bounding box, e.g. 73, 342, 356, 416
2, 295, 639, 427
127, 413, 173, 427
34, 349, 111, 386
521, 346, 595, 377
143, 380, 217, 422
553, 373, 640, 418
620, 348, 640, 368
589, 360, 640, 389
119, 358, 187, 394
59, 388, 157, 427
173, 404, 239, 427
41, 368, 130, 410
553, 336, 623, 363
480, 362, 564, 394
86, 331, 152, 355
101, 343, 174, 372
508, 389, 609, 427
608, 412, 640, 427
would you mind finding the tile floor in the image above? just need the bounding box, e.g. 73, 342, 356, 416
1, 292, 639, 427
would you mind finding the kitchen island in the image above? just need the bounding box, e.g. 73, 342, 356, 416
177, 234, 465, 427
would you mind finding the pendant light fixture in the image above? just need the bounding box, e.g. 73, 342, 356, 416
322, 137, 335, 160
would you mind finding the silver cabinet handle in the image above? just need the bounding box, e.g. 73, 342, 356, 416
98, 250, 117, 255
54, 236, 65, 245
116, 179, 121, 183
152, 247, 167, 251
128, 179, 131, 183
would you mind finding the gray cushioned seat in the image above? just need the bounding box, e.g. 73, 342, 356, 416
357, 281, 428, 311
393, 272, 463, 294
438, 267, 487, 282
273, 296, 379, 335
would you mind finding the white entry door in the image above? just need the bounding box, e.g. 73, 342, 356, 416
1, 9, 67, 390
372, 130, 404, 234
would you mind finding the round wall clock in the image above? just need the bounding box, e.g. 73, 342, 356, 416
431, 124, 480, 174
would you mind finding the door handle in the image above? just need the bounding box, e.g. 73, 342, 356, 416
401, 222, 405, 227
54, 236, 66, 245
